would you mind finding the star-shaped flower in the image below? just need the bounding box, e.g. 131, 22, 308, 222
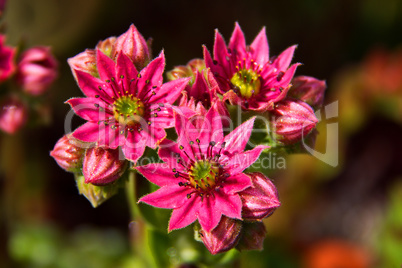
138, 106, 268, 232
204, 22, 299, 111
67, 50, 190, 162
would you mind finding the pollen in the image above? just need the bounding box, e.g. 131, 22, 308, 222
113, 96, 145, 127
188, 160, 220, 191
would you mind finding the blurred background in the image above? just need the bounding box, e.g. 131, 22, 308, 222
1, 0, 402, 267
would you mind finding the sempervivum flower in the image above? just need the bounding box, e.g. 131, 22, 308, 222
16, 46, 58, 96
0, 98, 27, 134
67, 50, 190, 162
50, 134, 86, 173
138, 107, 268, 232
204, 22, 299, 111
0, 34, 15, 82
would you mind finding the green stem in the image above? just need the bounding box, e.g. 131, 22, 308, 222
126, 169, 139, 220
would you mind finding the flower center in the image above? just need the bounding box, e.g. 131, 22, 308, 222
230, 68, 261, 99
189, 160, 220, 191
113, 96, 145, 127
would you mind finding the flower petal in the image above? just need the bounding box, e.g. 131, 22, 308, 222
228, 22, 247, 60
250, 26, 269, 65
197, 196, 222, 232
136, 162, 180, 187
122, 130, 146, 162
151, 77, 190, 104
116, 52, 139, 95
139, 184, 192, 209
72, 122, 101, 143
74, 70, 115, 102
158, 139, 189, 172
214, 191, 243, 220
174, 111, 199, 160
221, 173, 252, 195
66, 97, 113, 121
96, 49, 117, 82
225, 145, 268, 175
223, 117, 256, 155
272, 45, 297, 72
169, 195, 201, 232
197, 104, 224, 148
137, 51, 165, 98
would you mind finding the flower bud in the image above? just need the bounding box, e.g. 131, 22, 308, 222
289, 76, 326, 108
270, 99, 318, 145
166, 59, 205, 86
83, 147, 128, 185
50, 134, 86, 173
0, 98, 27, 134
68, 37, 115, 79
239, 172, 280, 221
0, 34, 15, 82
16, 46, 58, 96
75, 174, 120, 208
198, 216, 242, 255
111, 24, 151, 71
236, 221, 267, 251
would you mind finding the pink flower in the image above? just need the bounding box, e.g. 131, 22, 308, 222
50, 134, 86, 173
0, 98, 27, 134
138, 107, 268, 232
204, 22, 299, 111
67, 50, 190, 162
289, 76, 326, 108
16, 46, 58, 96
0, 34, 15, 82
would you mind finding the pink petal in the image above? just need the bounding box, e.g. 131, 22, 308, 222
223, 117, 256, 155
221, 173, 252, 195
214, 191, 243, 220
197, 196, 222, 232
174, 111, 199, 159
225, 145, 268, 175
137, 51, 165, 98
149, 103, 175, 129
74, 70, 115, 102
151, 77, 190, 104
72, 122, 101, 143
96, 49, 117, 82
197, 105, 224, 148
136, 162, 180, 187
277, 63, 300, 88
116, 52, 139, 95
142, 126, 166, 149
66, 97, 113, 121
250, 26, 269, 65
139, 184, 192, 209
212, 32, 231, 77
222, 90, 243, 106
169, 195, 201, 231
158, 139, 189, 172
228, 22, 247, 60
122, 130, 146, 162
272, 45, 297, 72
97, 124, 126, 149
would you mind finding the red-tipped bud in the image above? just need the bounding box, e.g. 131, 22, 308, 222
0, 98, 27, 134
111, 24, 151, 71
83, 147, 128, 185
236, 221, 267, 251
199, 216, 242, 255
166, 59, 205, 85
289, 76, 326, 108
16, 46, 58, 96
270, 99, 318, 145
68, 37, 115, 79
0, 34, 15, 82
50, 134, 86, 173
239, 172, 280, 221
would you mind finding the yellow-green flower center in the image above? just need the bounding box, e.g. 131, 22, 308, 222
189, 160, 220, 191
230, 68, 261, 99
113, 96, 144, 127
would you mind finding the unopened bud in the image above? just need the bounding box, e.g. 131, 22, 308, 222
0, 34, 16, 82
17, 46, 58, 96
270, 99, 318, 145
198, 216, 242, 255
50, 134, 86, 173
239, 172, 280, 221
236, 221, 267, 251
83, 147, 128, 185
289, 76, 326, 108
166, 59, 205, 86
0, 98, 27, 134
111, 24, 151, 70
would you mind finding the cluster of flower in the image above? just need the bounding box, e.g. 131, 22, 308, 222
51, 23, 326, 254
